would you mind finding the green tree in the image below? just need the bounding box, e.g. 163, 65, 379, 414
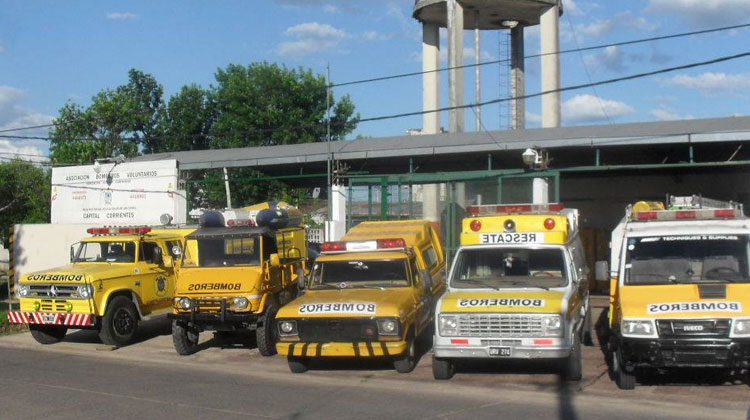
49, 69, 164, 165
0, 160, 50, 246
206, 62, 359, 206
154, 84, 216, 153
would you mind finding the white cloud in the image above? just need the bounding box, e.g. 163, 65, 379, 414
583, 46, 626, 73
666, 72, 750, 95
649, 108, 695, 121
362, 30, 394, 41
647, 0, 750, 27
106, 12, 138, 20
0, 86, 53, 163
572, 11, 657, 41
323, 5, 338, 14
562, 94, 635, 124
277, 22, 349, 57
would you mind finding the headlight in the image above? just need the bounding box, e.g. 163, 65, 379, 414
178, 297, 193, 310
439, 315, 458, 336
16, 284, 29, 298
541, 314, 563, 337
731, 319, 750, 337
76, 284, 93, 298
377, 318, 400, 335
278, 320, 298, 336
621, 319, 657, 338
232, 297, 249, 310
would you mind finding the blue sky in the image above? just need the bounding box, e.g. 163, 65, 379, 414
1, 0, 749, 162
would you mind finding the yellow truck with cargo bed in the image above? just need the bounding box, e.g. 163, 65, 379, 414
8, 226, 194, 346
170, 202, 308, 356
432, 203, 593, 380
275, 220, 446, 373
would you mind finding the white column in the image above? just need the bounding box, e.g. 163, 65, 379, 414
422, 22, 441, 223
447, 0, 465, 133
325, 184, 348, 241
532, 177, 549, 204
474, 10, 481, 132
511, 26, 525, 130
540, 3, 560, 128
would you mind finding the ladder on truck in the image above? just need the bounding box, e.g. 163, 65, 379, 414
668, 195, 742, 211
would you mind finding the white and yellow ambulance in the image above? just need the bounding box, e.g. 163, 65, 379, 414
432, 203, 593, 380
597, 195, 750, 389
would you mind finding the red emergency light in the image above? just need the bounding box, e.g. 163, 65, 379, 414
634, 208, 740, 221
377, 238, 406, 249
87, 226, 152, 235
320, 238, 406, 253
467, 202, 564, 216
321, 241, 346, 252
226, 218, 255, 227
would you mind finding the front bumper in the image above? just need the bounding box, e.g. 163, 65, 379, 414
433, 336, 571, 359
7, 311, 94, 327
277, 340, 408, 358
619, 337, 750, 369
169, 310, 259, 326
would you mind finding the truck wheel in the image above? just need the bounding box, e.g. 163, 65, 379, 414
563, 334, 583, 381
172, 320, 200, 355
288, 356, 309, 373
394, 333, 417, 373
432, 354, 455, 380
256, 297, 279, 357
614, 351, 636, 390
29, 325, 68, 344
582, 307, 595, 346
98, 295, 139, 347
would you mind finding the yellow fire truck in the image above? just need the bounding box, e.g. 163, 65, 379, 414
8, 226, 194, 346
432, 203, 593, 380
275, 220, 446, 373
170, 201, 308, 356
597, 195, 750, 389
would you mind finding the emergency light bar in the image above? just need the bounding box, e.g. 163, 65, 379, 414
321, 238, 407, 253
633, 208, 741, 221
226, 218, 256, 227
87, 227, 152, 235
466, 203, 564, 216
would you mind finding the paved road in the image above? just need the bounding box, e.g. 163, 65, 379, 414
0, 297, 747, 420
0, 345, 746, 420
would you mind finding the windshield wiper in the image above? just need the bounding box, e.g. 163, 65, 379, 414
510, 281, 550, 291
457, 278, 502, 290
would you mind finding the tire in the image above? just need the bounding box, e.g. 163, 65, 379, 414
256, 296, 279, 357
432, 354, 456, 380
563, 334, 583, 381
614, 351, 636, 390
394, 333, 417, 373
582, 307, 595, 347
98, 295, 139, 347
172, 320, 200, 355
29, 324, 68, 344
288, 356, 309, 373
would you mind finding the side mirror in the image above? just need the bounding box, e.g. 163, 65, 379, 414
297, 268, 307, 291
595, 261, 610, 282
171, 245, 182, 257
419, 269, 433, 290
70, 247, 74, 263
270, 253, 280, 267
152, 246, 164, 265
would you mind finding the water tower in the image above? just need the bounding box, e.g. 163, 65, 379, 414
413, 0, 562, 134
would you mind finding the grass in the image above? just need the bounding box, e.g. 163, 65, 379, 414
0, 282, 27, 335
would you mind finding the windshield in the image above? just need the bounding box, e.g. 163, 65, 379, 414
450, 247, 568, 289
625, 235, 750, 284
75, 241, 136, 263
310, 259, 410, 289
183, 236, 261, 267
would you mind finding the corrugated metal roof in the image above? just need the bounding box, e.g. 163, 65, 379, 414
130, 116, 750, 171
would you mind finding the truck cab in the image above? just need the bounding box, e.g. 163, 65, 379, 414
599, 196, 750, 389
432, 203, 593, 380
9, 226, 194, 346
170, 201, 307, 356
275, 220, 445, 373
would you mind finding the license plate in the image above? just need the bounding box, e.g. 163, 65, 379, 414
41, 314, 56, 324
489, 347, 511, 357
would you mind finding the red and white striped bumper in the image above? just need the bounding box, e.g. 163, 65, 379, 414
7, 311, 93, 327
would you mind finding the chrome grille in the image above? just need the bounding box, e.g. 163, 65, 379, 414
39, 299, 69, 311
29, 284, 79, 298
457, 314, 544, 337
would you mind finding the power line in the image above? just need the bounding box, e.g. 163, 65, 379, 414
0, 123, 57, 134
332, 22, 750, 87
358, 51, 750, 123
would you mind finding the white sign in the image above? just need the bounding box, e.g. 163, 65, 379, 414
479, 232, 545, 244
51, 160, 186, 225
298, 302, 377, 314
458, 298, 546, 308
647, 301, 742, 314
